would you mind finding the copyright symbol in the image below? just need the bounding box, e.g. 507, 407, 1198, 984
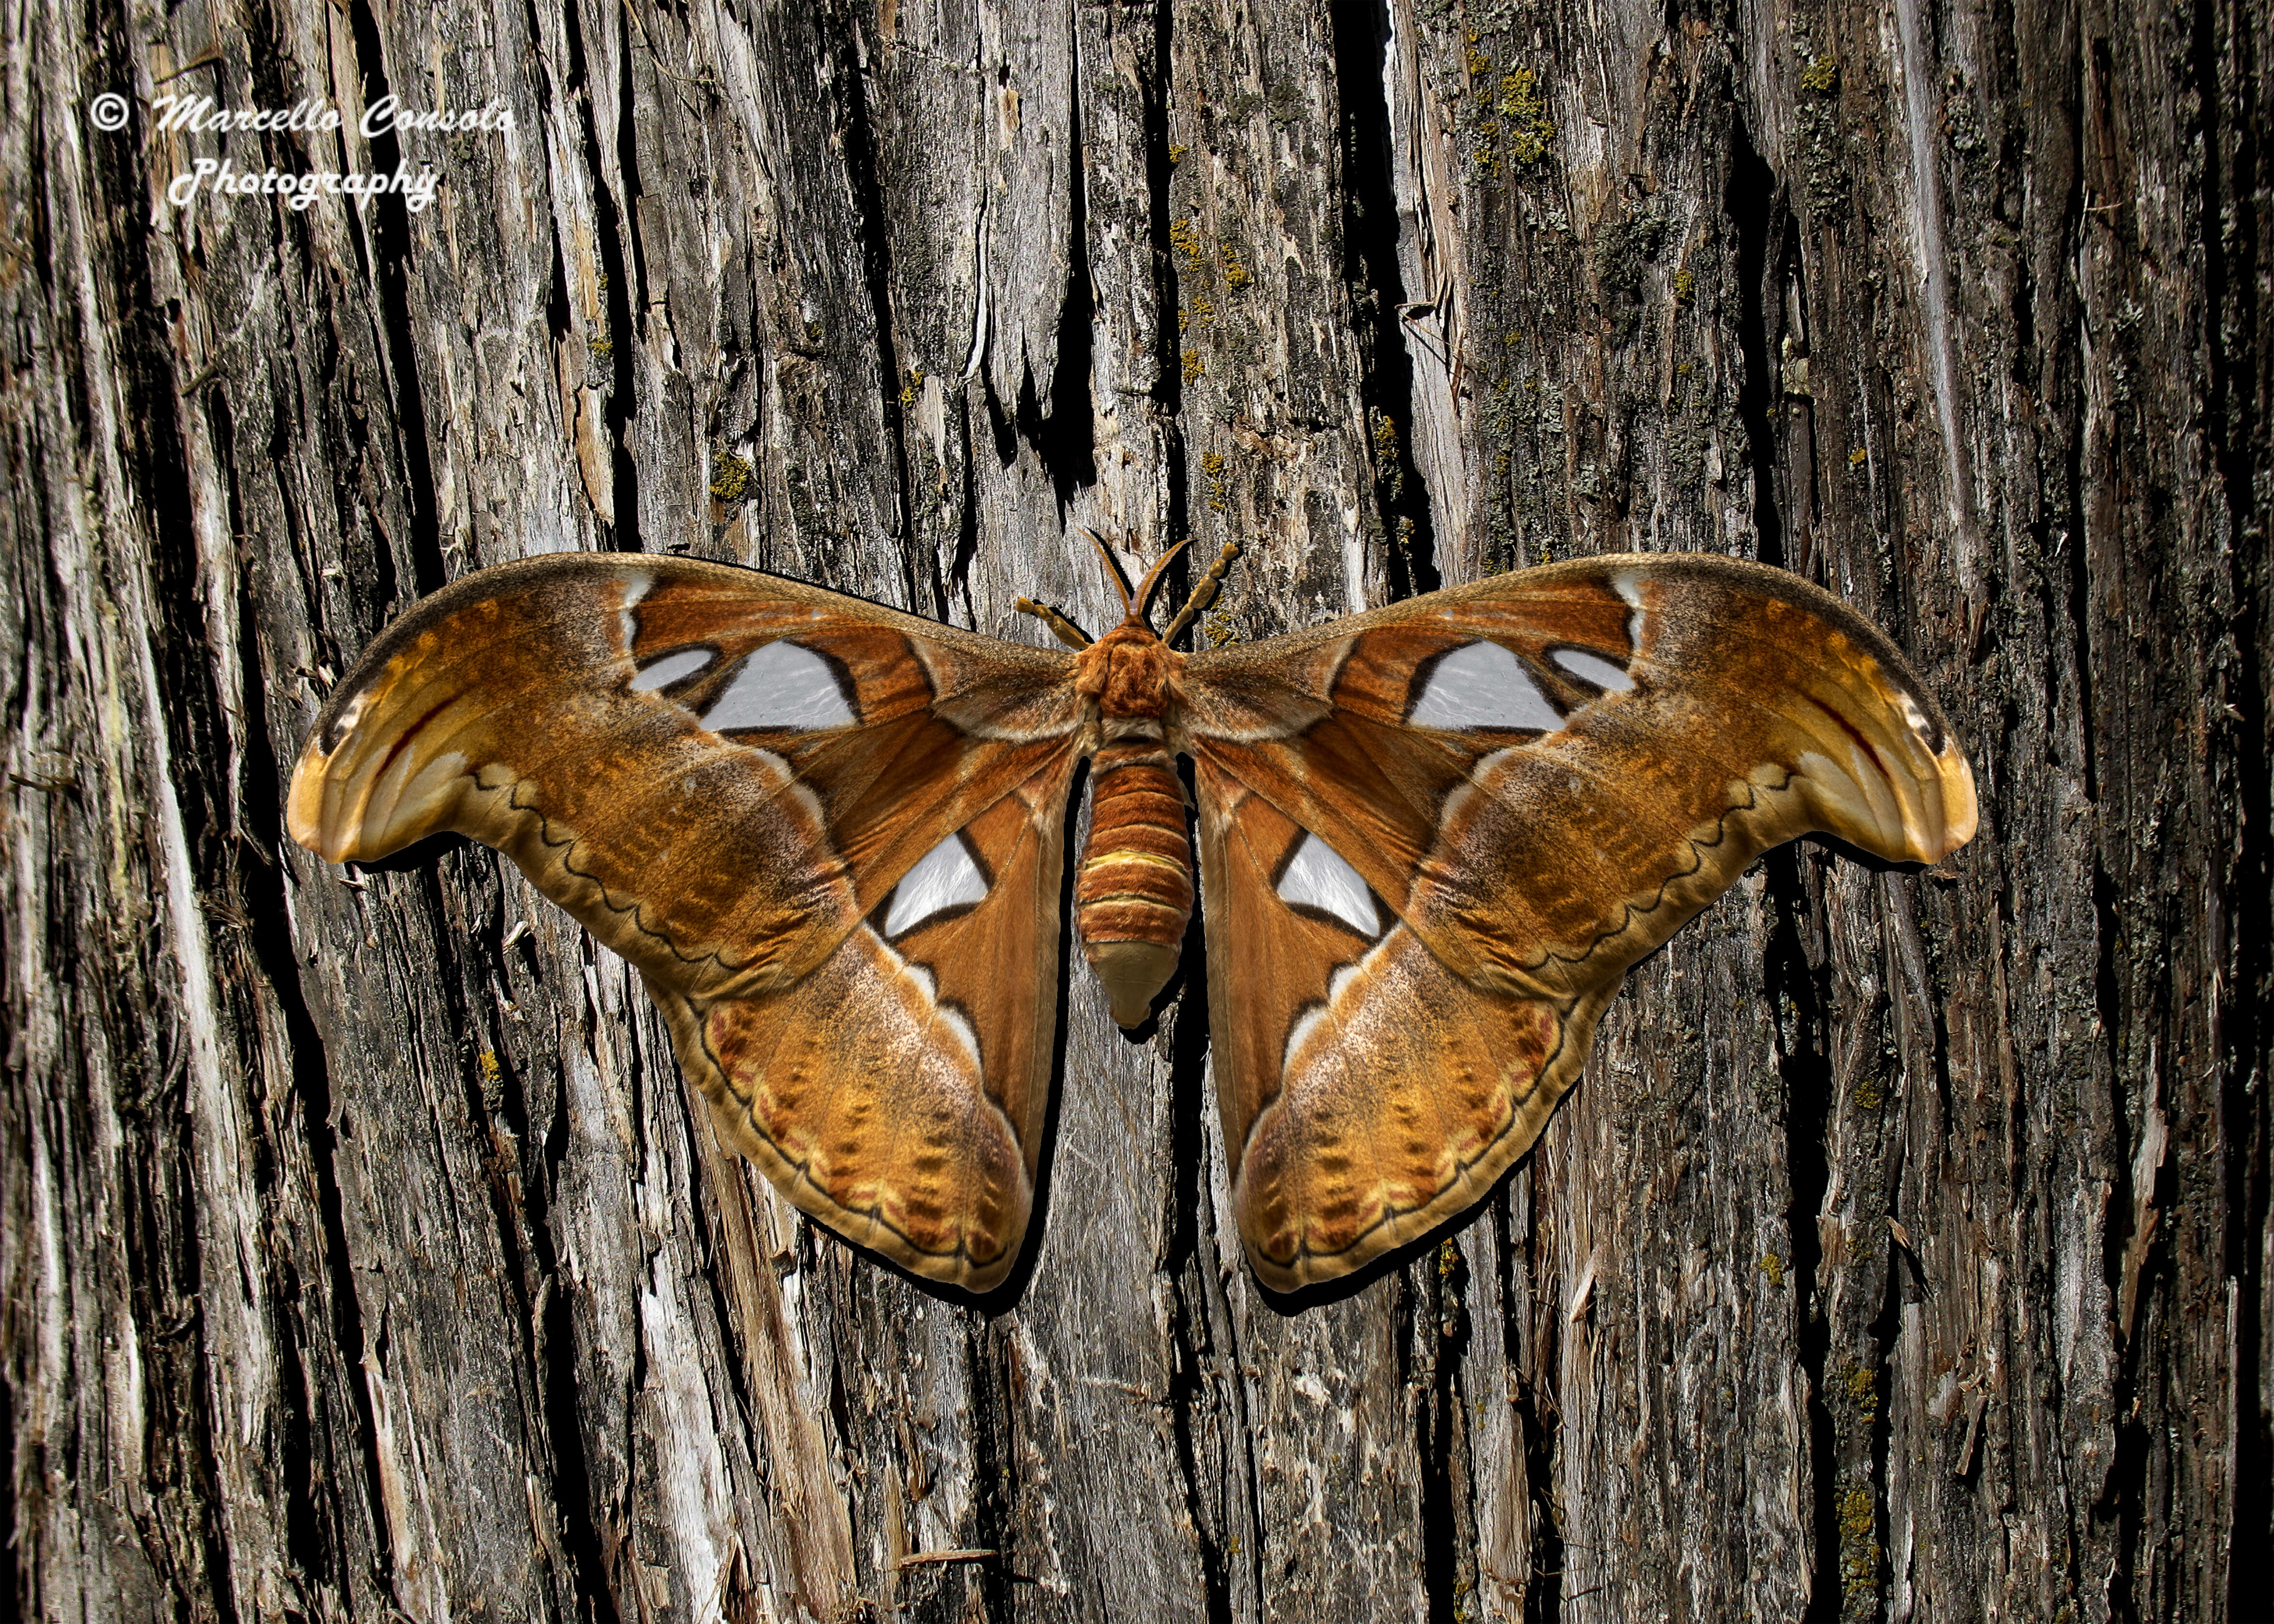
89, 93, 130, 132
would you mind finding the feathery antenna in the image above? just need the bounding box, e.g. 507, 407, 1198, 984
1130, 540, 1192, 624
1160, 541, 1242, 646
1083, 529, 1135, 616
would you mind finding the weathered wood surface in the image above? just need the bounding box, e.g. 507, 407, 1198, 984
1, 0, 2265, 1618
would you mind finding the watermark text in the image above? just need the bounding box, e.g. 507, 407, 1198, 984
88, 90, 514, 215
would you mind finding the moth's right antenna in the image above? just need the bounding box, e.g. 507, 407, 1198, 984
1160, 541, 1242, 646
1130, 540, 1193, 624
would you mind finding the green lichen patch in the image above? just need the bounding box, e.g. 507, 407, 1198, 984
1466, 64, 1555, 180
1369, 410, 1407, 505
1845, 1362, 1879, 1418
1837, 1483, 1880, 1599
475, 1048, 505, 1111
709, 448, 753, 503
1199, 449, 1230, 512
1498, 71, 1556, 164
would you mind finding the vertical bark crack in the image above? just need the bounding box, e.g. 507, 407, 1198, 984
1023, 34, 1099, 514
346, 0, 446, 593
1416, 1241, 1470, 1623
555, 0, 644, 554
823, 1, 923, 608
1143, 0, 1193, 607
1763, 840, 1840, 1623
1330, 0, 1440, 601
2187, 0, 2273, 1604
1728, 115, 1792, 574
1161, 754, 1245, 1621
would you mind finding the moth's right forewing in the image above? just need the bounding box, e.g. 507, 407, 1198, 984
290, 555, 1083, 1290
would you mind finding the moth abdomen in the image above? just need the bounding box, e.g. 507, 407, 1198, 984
1076, 741, 1193, 1028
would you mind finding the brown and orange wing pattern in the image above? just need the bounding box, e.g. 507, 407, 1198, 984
289, 554, 1082, 1290
1178, 553, 1978, 1290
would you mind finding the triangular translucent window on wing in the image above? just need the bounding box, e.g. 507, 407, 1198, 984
629, 648, 717, 691
1549, 647, 1634, 692
1275, 833, 1380, 937
1408, 641, 1562, 730
702, 641, 857, 731
884, 833, 990, 936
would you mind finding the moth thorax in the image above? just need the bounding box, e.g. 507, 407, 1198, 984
1076, 740, 1193, 1028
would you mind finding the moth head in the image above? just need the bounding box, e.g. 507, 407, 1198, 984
1073, 627, 1175, 718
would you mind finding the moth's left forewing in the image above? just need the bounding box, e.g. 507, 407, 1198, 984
1190, 761, 1604, 1291
289, 558, 1079, 989
1180, 554, 1978, 1288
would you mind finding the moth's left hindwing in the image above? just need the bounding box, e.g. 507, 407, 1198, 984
1179, 553, 1978, 1290
289, 555, 1081, 1291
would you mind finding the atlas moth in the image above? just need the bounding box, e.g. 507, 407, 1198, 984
290, 538, 1977, 1293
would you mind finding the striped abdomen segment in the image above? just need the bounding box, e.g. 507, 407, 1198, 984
1077, 739, 1193, 1028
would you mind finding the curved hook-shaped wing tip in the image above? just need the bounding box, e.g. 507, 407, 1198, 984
283, 750, 338, 859
1937, 743, 1981, 856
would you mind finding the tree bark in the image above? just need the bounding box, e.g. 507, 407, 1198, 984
1, 0, 2265, 1619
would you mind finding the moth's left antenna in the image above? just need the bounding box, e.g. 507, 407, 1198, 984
1130, 540, 1192, 625
1083, 529, 1136, 616
1014, 596, 1094, 649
